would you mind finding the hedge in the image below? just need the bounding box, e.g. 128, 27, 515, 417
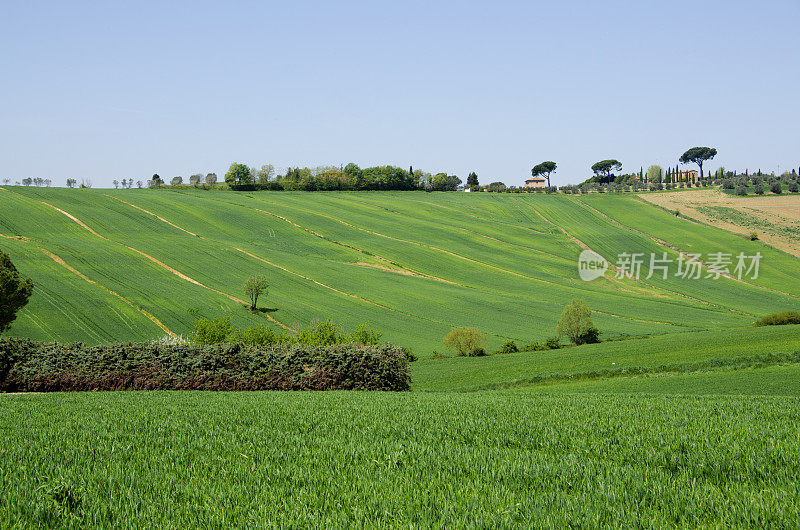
0, 339, 410, 392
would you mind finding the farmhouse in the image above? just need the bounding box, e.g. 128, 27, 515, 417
524, 177, 546, 189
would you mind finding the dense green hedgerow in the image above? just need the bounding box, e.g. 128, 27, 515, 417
0, 339, 410, 392
754, 311, 800, 327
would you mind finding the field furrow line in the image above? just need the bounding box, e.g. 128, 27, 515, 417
252, 200, 566, 287
4, 232, 177, 339
104, 195, 454, 328
15, 196, 294, 331
575, 197, 799, 302
103, 194, 199, 236
245, 205, 456, 284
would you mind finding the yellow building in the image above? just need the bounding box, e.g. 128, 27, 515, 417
524, 177, 546, 189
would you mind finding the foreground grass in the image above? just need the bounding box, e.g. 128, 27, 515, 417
2, 391, 799, 527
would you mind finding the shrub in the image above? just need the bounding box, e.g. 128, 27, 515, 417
771, 182, 783, 194
190, 317, 233, 344
0, 339, 411, 392
749, 232, 759, 241
470, 347, 487, 357
735, 185, 748, 196
754, 185, 764, 195
544, 337, 562, 350
575, 327, 601, 345
496, 340, 519, 354
789, 182, 799, 193
400, 346, 416, 362
721, 179, 734, 189
443, 327, 486, 356
231, 324, 290, 346
295, 319, 345, 346
754, 311, 800, 327
348, 323, 383, 345
556, 299, 597, 346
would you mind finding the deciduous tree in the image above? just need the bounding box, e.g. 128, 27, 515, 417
243, 275, 268, 310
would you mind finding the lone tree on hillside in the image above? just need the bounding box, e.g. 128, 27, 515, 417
0, 250, 34, 333
225, 163, 254, 186
556, 298, 600, 345
243, 275, 268, 311
679, 147, 717, 179
531, 161, 557, 187
591, 160, 622, 183
466, 172, 479, 188
443, 327, 487, 356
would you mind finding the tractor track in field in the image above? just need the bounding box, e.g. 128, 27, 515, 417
6, 191, 293, 331
318, 195, 567, 260
254, 199, 567, 287
527, 200, 756, 317
247, 197, 698, 328
104, 195, 199, 236
102, 195, 475, 331
0, 231, 177, 338
179, 192, 460, 285
409, 199, 550, 235
574, 197, 799, 303
246, 206, 455, 284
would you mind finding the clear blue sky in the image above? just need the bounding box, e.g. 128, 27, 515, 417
2, 0, 798, 188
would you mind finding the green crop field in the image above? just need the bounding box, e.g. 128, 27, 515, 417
3, 187, 800, 526
3, 390, 800, 527
2, 187, 798, 353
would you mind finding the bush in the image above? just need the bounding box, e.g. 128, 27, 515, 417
771, 182, 783, 194
754, 312, 800, 327
400, 346, 416, 362
0, 339, 411, 392
443, 327, 487, 356
496, 340, 519, 354
544, 337, 561, 350
575, 327, 601, 345
735, 185, 748, 196
295, 319, 346, 346
789, 182, 799, 193
231, 324, 290, 346
348, 323, 383, 345
721, 179, 734, 189
754, 185, 764, 195
749, 232, 759, 241
190, 317, 233, 345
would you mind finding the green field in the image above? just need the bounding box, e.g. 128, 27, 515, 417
2, 187, 798, 354
3, 187, 800, 525
3, 390, 799, 528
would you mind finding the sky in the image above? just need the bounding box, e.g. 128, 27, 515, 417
1, 0, 798, 188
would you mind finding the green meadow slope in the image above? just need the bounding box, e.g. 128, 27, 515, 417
1, 187, 798, 354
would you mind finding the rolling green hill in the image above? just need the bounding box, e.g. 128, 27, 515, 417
2, 187, 798, 355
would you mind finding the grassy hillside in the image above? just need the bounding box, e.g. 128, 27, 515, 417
2, 187, 798, 354
413, 325, 800, 391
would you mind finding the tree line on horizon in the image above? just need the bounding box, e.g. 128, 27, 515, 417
5, 146, 799, 192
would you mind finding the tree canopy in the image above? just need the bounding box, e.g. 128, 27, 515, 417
591, 160, 622, 180
0, 250, 34, 333
466, 172, 479, 187
225, 163, 254, 186
531, 161, 557, 187
679, 147, 717, 178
